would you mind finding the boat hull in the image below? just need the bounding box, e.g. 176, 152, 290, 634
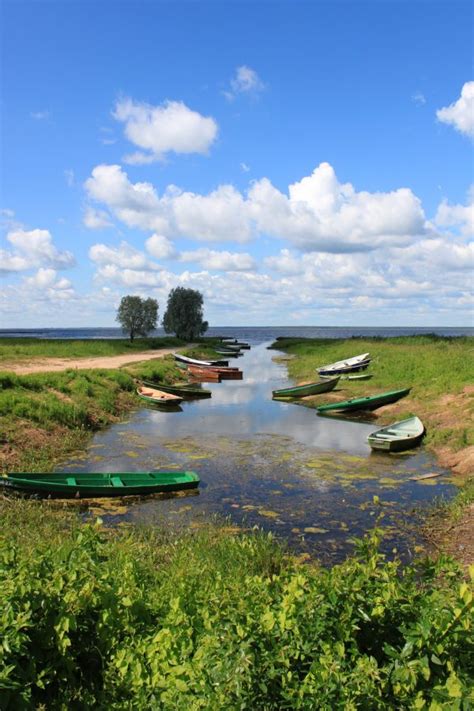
273, 376, 340, 398
140, 380, 212, 398
368, 416, 424, 452
173, 354, 229, 367
0, 471, 200, 498
316, 388, 411, 413
318, 359, 371, 375
137, 387, 183, 405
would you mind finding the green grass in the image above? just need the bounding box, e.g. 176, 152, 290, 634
271, 335, 474, 452
0, 500, 472, 709
0, 336, 185, 362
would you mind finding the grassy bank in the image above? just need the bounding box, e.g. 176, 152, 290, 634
1, 498, 472, 709
0, 336, 185, 363
0, 355, 187, 473
271, 335, 474, 468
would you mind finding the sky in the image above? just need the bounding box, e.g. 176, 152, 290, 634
1, 0, 473, 328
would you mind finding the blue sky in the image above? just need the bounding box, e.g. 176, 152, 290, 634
1, 0, 473, 327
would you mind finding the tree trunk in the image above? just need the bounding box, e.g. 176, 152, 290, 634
130, 330, 135, 342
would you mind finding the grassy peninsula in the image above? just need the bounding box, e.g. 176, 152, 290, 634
271, 335, 474, 476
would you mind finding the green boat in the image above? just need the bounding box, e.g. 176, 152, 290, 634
273, 376, 340, 399
368, 416, 425, 452
140, 379, 212, 398
0, 471, 200, 498
316, 388, 411, 413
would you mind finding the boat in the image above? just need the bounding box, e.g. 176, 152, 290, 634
367, 416, 424, 452
214, 348, 243, 357
342, 373, 373, 381
136, 386, 183, 405
272, 376, 340, 399
188, 370, 222, 383
216, 343, 241, 351
0, 470, 200, 498
173, 353, 229, 367
188, 364, 243, 380
316, 388, 411, 413
139, 380, 212, 398
317, 353, 371, 375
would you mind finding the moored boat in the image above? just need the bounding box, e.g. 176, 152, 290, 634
137, 386, 183, 405
0, 470, 200, 498
214, 348, 243, 357
139, 380, 212, 398
367, 416, 425, 452
188, 364, 242, 380
173, 353, 229, 367
317, 353, 371, 375
316, 388, 411, 413
272, 376, 340, 399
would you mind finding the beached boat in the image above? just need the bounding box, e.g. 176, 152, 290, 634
217, 343, 241, 351
367, 416, 425, 452
188, 364, 243, 380
342, 373, 373, 381
272, 376, 340, 399
188, 369, 222, 383
173, 353, 229, 367
317, 353, 371, 375
316, 388, 411, 413
214, 348, 243, 357
233, 342, 250, 349
0, 470, 200, 498
139, 380, 212, 398
136, 386, 183, 405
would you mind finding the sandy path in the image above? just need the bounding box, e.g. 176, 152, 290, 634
1, 348, 182, 375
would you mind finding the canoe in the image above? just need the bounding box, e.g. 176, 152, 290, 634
140, 380, 212, 398
316, 388, 411, 413
173, 353, 229, 367
273, 376, 340, 399
318, 359, 371, 376
368, 416, 425, 452
0, 470, 200, 498
317, 353, 370, 375
137, 386, 183, 405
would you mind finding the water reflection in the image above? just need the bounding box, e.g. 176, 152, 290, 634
61, 341, 456, 563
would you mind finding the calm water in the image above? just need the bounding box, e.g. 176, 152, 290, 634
60, 341, 457, 564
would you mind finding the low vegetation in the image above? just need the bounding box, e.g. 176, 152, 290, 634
1, 499, 472, 709
271, 335, 474, 455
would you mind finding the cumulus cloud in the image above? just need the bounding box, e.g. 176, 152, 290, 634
434, 189, 474, 238
1, 228, 75, 274
179, 247, 256, 271
83, 206, 113, 229
113, 98, 218, 163
89, 241, 160, 271
224, 66, 266, 100
145, 234, 177, 259
85, 161, 426, 251
436, 82, 474, 138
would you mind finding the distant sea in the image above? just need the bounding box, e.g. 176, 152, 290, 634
0, 326, 472, 345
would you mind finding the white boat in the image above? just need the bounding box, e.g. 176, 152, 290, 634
173, 353, 229, 367
367, 416, 425, 452
317, 353, 371, 375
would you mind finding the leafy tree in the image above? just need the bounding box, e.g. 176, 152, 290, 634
162, 287, 208, 340
116, 295, 158, 342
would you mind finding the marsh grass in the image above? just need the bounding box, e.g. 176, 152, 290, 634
272, 336, 474, 452
1, 498, 472, 709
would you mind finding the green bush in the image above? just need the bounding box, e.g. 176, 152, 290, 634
0, 508, 472, 710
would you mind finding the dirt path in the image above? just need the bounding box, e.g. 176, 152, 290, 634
1, 348, 182, 374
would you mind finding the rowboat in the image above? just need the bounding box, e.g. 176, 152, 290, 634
0, 470, 200, 498
217, 343, 241, 351
137, 386, 183, 405
139, 380, 212, 398
316, 388, 411, 413
188, 369, 222, 383
173, 353, 229, 367
321, 372, 373, 381
272, 376, 340, 399
317, 353, 371, 375
214, 348, 243, 357
188, 364, 243, 380
368, 416, 425, 452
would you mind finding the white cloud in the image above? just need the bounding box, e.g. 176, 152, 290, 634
1, 228, 75, 274
89, 241, 160, 271
94, 264, 164, 288
434, 189, 474, 238
179, 247, 256, 271
145, 234, 177, 259
113, 98, 218, 163
83, 206, 113, 229
224, 66, 266, 100
436, 82, 474, 138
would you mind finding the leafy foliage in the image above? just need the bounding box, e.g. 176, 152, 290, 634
0, 504, 472, 709
162, 287, 208, 340
116, 295, 158, 342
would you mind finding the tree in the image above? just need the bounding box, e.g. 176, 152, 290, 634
162, 287, 208, 340
116, 295, 158, 342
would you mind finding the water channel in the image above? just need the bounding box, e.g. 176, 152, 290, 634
61, 339, 456, 564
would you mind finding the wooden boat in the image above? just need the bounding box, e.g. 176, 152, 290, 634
272, 376, 340, 399
214, 348, 242, 357
173, 353, 229, 367
232, 342, 250, 349
188, 364, 242, 380
343, 373, 373, 381
187, 367, 222, 382
137, 386, 183, 405
216, 343, 241, 351
0, 470, 200, 498
367, 416, 425, 452
317, 353, 371, 375
316, 388, 411, 413
139, 380, 212, 398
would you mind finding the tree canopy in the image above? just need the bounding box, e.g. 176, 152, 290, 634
116, 295, 158, 342
162, 287, 208, 340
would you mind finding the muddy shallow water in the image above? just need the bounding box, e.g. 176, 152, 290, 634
61, 341, 457, 564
